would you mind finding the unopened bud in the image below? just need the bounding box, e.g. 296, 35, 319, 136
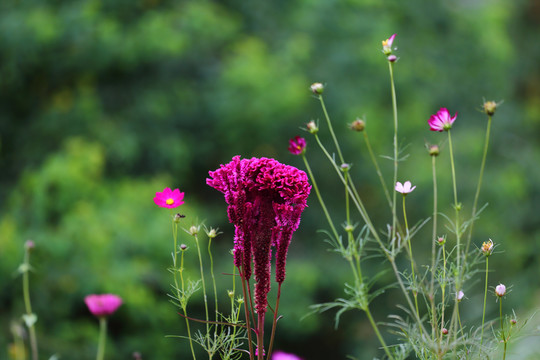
237, 297, 244, 304
429, 145, 440, 157
456, 290, 464, 302
483, 101, 498, 116
495, 284, 507, 297
340, 163, 350, 172
310, 82, 324, 95
437, 236, 446, 246
173, 213, 185, 223
180, 244, 188, 251
189, 225, 199, 236
306, 120, 319, 134
25, 240, 35, 251
344, 224, 354, 233
227, 290, 234, 298
511, 319, 517, 325
350, 118, 365, 132
206, 228, 218, 239
442, 328, 448, 335
387, 55, 397, 62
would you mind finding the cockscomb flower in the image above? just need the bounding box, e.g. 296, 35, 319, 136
481, 239, 494, 256
428, 108, 457, 132
382, 33, 396, 55
288, 136, 306, 155
272, 350, 303, 360
207, 156, 311, 314
395, 181, 416, 195
495, 284, 507, 297
85, 294, 123, 317
153, 187, 185, 208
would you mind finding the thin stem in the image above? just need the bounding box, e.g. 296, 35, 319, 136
439, 245, 447, 347
363, 130, 392, 208
430, 155, 438, 340
365, 307, 395, 360
180, 247, 197, 360
403, 195, 421, 333
318, 95, 344, 164
465, 115, 492, 255
208, 237, 219, 338
480, 257, 489, 345
388, 62, 399, 252
22, 247, 38, 360
96, 317, 107, 360
266, 283, 282, 360
194, 234, 210, 354
500, 298, 507, 360
239, 269, 254, 360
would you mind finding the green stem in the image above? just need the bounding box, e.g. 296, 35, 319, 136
363, 130, 392, 208
430, 155, 438, 340
500, 297, 506, 360
480, 257, 489, 346
318, 95, 344, 164
439, 245, 447, 347
22, 247, 38, 360
208, 237, 219, 328
194, 234, 210, 355
266, 283, 282, 360
365, 307, 394, 360
403, 196, 421, 333
239, 270, 254, 360
465, 116, 492, 255
96, 317, 107, 360
388, 62, 399, 254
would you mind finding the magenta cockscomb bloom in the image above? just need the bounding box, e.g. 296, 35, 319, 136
207, 156, 311, 314
288, 136, 306, 155
272, 351, 303, 360
85, 294, 123, 317
428, 108, 457, 132
395, 181, 416, 194
153, 187, 185, 208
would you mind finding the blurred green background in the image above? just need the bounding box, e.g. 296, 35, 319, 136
1, 0, 540, 359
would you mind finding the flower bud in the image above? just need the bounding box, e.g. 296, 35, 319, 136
387, 55, 397, 62
495, 283, 506, 297
483, 101, 498, 116
344, 224, 354, 233
173, 213, 185, 223
180, 244, 188, 251
350, 118, 365, 132
442, 328, 448, 335
25, 240, 35, 251
340, 163, 350, 172
456, 290, 464, 302
481, 239, 494, 257
227, 290, 234, 298
189, 225, 199, 236
428, 145, 440, 157
306, 120, 319, 134
511, 319, 517, 325
206, 227, 219, 239
437, 236, 446, 246
310, 82, 324, 95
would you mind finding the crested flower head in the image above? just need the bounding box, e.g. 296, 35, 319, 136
495, 284, 507, 297
395, 181, 416, 195
85, 294, 123, 317
207, 156, 311, 314
382, 33, 396, 55
154, 187, 185, 208
272, 350, 303, 360
428, 108, 457, 132
481, 239, 494, 256
288, 136, 306, 155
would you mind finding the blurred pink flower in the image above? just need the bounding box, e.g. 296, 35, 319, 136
85, 294, 123, 317
395, 181, 416, 194
495, 284, 507, 297
153, 187, 185, 208
272, 351, 302, 360
288, 136, 306, 155
382, 33, 396, 55
428, 108, 457, 132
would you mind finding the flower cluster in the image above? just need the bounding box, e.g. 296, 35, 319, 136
207, 156, 311, 314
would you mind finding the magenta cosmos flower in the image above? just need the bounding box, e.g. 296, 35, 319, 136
395, 181, 416, 194
428, 108, 457, 132
272, 351, 303, 360
85, 294, 123, 317
153, 187, 185, 208
288, 136, 306, 155
382, 33, 396, 55
207, 156, 311, 314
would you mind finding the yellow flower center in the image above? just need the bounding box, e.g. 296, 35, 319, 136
382, 39, 389, 46
166, 198, 174, 205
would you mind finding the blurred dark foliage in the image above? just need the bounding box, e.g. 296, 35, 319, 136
1, 0, 540, 359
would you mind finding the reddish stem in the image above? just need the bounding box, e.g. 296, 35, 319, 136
266, 283, 282, 360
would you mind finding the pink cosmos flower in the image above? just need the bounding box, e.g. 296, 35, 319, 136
428, 108, 457, 132
288, 136, 306, 155
272, 351, 303, 360
85, 294, 123, 317
207, 156, 311, 314
153, 187, 185, 208
495, 284, 506, 297
395, 181, 416, 194
456, 290, 464, 302
382, 33, 396, 55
